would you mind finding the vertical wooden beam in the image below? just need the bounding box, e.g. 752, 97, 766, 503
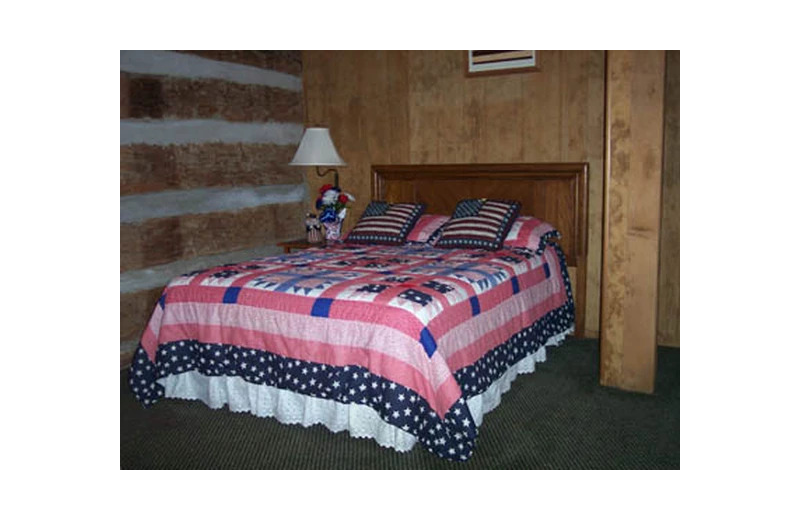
600, 51, 665, 393
658, 50, 681, 347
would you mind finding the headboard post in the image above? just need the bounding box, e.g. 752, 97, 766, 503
372, 163, 589, 337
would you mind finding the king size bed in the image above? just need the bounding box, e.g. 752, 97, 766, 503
128, 163, 588, 462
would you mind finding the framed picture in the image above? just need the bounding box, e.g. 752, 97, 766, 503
466, 50, 539, 76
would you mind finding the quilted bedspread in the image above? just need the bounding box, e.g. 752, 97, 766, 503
130, 242, 574, 461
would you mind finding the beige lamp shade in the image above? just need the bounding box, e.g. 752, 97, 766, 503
289, 128, 346, 166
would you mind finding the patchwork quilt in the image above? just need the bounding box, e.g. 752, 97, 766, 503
129, 242, 575, 461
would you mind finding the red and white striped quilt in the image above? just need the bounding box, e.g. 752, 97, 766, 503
131, 242, 573, 460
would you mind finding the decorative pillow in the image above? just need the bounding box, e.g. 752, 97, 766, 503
405, 214, 450, 243
345, 201, 426, 245
436, 199, 521, 251
503, 216, 561, 254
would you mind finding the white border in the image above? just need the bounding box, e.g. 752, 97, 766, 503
468, 50, 537, 73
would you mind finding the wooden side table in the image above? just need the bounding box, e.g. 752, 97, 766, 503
277, 238, 325, 254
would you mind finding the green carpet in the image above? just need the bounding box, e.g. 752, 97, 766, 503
120, 338, 679, 469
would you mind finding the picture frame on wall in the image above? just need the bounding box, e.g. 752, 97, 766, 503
466, 50, 539, 76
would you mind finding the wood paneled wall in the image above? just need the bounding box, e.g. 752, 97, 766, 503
658, 51, 680, 347
600, 51, 666, 393
120, 50, 307, 368
302, 50, 605, 337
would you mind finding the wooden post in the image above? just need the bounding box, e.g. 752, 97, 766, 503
600, 51, 666, 393
658, 50, 681, 347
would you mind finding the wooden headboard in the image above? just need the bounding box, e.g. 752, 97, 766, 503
372, 163, 588, 337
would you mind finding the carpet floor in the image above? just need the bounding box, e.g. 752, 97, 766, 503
120, 338, 679, 469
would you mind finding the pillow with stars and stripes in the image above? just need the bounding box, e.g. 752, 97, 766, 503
345, 201, 426, 245
435, 198, 521, 251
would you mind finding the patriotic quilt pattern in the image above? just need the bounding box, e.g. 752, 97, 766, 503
129, 241, 575, 461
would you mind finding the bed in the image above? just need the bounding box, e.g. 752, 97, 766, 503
128, 162, 588, 461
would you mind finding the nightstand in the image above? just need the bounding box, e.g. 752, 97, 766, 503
277, 238, 325, 254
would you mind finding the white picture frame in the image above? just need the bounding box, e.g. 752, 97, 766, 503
466, 50, 539, 76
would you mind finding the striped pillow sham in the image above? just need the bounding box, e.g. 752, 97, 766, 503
405, 214, 450, 244
503, 215, 561, 254
436, 199, 521, 251
345, 201, 426, 245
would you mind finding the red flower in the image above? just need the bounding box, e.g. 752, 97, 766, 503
319, 184, 334, 194
338, 193, 348, 204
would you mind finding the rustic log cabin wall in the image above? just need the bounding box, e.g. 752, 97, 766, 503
119, 50, 307, 367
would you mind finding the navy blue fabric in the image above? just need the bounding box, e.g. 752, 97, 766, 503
362, 201, 390, 217
535, 229, 562, 255
451, 199, 484, 218
311, 298, 334, 318
419, 327, 437, 357
223, 287, 241, 304
470, 296, 481, 316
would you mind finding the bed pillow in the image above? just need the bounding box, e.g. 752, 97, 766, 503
435, 198, 521, 251
503, 215, 561, 254
405, 214, 450, 244
345, 201, 426, 245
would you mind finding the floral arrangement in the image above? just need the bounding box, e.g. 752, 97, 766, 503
315, 184, 355, 224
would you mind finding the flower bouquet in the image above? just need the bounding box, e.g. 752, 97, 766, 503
315, 184, 355, 242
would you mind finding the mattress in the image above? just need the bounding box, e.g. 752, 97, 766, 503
129, 242, 575, 461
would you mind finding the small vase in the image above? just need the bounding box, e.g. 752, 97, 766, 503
323, 219, 343, 242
